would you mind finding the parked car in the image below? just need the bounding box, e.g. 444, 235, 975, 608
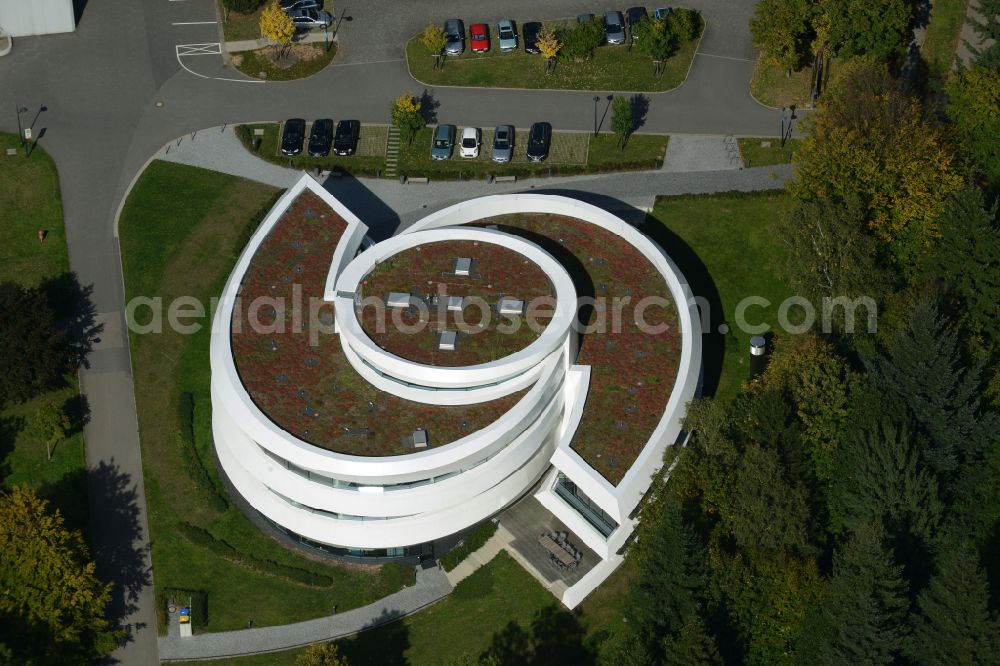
523, 22, 542, 54
444, 19, 465, 55
459, 127, 482, 158
577, 13, 595, 23
492, 125, 514, 163
497, 19, 518, 52
288, 8, 332, 30
653, 6, 673, 20
603, 11, 626, 44
626, 6, 648, 37
526, 122, 551, 162
333, 119, 360, 156
469, 23, 490, 53
431, 124, 456, 160
279, 0, 321, 12
307, 118, 333, 157
281, 118, 306, 156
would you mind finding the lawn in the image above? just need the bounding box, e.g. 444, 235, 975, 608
738, 137, 803, 167
232, 42, 338, 81
0, 132, 88, 536
118, 161, 414, 633
174, 550, 637, 665
644, 192, 796, 403
217, 1, 262, 42
749, 59, 814, 108
921, 0, 969, 80
406, 25, 702, 92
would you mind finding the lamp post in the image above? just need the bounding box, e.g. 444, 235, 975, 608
593, 95, 601, 136
15, 105, 28, 150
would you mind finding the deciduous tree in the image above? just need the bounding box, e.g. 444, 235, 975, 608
297, 641, 349, 665
27, 398, 71, 461
421, 24, 447, 69
946, 65, 1000, 184
260, 1, 295, 57
634, 18, 676, 75
825, 0, 912, 61
390, 92, 425, 145
536, 25, 561, 73
610, 95, 634, 150
750, 0, 815, 74
0, 486, 116, 663
966, 0, 1000, 67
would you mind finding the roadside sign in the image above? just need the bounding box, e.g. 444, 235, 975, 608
24, 128, 31, 141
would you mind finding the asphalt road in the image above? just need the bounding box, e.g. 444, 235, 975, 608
0, 1, 770, 663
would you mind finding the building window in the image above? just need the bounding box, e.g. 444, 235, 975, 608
553, 473, 618, 538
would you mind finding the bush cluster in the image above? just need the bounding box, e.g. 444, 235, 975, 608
176, 392, 229, 513
222, 0, 261, 15
439, 520, 498, 571
177, 522, 335, 586
557, 18, 606, 60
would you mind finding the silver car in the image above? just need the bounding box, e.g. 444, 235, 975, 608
603, 11, 626, 44
497, 19, 518, 52
288, 8, 332, 29
431, 124, 456, 160
492, 125, 514, 163
444, 19, 465, 55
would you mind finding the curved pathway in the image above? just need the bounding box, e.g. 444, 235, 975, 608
0, 2, 769, 663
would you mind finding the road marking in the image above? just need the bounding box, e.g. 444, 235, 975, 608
696, 52, 754, 62
175, 43, 264, 82
172, 20, 216, 25
177, 42, 222, 56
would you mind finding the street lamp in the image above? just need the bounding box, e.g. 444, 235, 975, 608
15, 105, 28, 149
593, 96, 601, 136
779, 106, 786, 148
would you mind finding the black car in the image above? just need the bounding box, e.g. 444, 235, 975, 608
626, 6, 649, 29
281, 118, 306, 156
526, 122, 552, 162
333, 119, 360, 156
523, 22, 542, 54
307, 119, 333, 157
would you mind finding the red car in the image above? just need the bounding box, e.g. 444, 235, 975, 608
470, 23, 490, 53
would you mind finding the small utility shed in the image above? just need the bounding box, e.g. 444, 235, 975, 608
0, 0, 76, 37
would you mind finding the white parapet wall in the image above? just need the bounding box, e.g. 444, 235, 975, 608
0, 0, 75, 37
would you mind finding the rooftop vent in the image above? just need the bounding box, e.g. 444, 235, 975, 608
438, 330, 457, 351
498, 297, 524, 316
447, 296, 465, 312
454, 257, 472, 276
387, 292, 410, 308
412, 429, 428, 449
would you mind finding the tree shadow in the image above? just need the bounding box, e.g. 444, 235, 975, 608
85, 460, 152, 647
40, 272, 102, 370
418, 89, 440, 126
0, 414, 23, 483
63, 392, 92, 439
630, 94, 650, 131
480, 605, 595, 665
336, 607, 410, 666
38, 467, 90, 543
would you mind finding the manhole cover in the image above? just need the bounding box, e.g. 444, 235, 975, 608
168, 604, 178, 614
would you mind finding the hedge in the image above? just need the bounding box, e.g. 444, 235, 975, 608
177, 522, 334, 587
176, 391, 228, 513
156, 587, 210, 633
439, 521, 498, 572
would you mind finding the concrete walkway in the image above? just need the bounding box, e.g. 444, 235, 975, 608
158, 565, 451, 661
662, 134, 742, 172
225, 31, 337, 54
443, 527, 512, 587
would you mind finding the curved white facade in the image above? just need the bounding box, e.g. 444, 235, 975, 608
211, 176, 702, 607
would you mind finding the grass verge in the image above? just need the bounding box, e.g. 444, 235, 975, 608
119, 161, 414, 633
644, 191, 795, 403
217, 1, 262, 42
405, 26, 701, 92
232, 42, 337, 81
0, 132, 88, 536
176, 550, 634, 665
738, 137, 803, 167
921, 0, 969, 80
439, 522, 498, 572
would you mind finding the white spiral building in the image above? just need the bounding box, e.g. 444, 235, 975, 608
210, 175, 701, 607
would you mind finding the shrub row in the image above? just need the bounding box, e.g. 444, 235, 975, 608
155, 587, 210, 633
177, 522, 334, 587
439, 520, 499, 572
176, 392, 229, 513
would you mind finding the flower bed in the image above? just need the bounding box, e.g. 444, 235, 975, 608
230, 191, 525, 456
477, 214, 681, 485
359, 240, 554, 367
